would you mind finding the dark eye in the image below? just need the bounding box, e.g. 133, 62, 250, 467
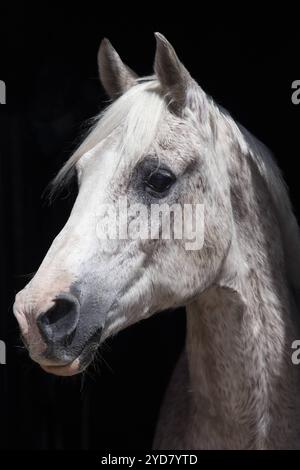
144, 169, 176, 194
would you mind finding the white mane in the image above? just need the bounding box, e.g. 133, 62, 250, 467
219, 105, 300, 304
242, 126, 300, 304
52, 79, 167, 191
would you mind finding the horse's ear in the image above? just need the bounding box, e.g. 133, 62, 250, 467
154, 33, 201, 113
98, 38, 138, 99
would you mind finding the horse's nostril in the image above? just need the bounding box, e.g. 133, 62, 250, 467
37, 294, 80, 344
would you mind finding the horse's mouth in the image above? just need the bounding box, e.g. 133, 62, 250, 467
39, 327, 102, 376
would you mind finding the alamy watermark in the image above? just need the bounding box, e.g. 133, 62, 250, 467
291, 80, 300, 105
95, 198, 205, 251
0, 80, 6, 104
291, 340, 300, 365
0, 340, 6, 365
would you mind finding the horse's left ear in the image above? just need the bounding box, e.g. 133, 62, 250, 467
154, 33, 203, 114
98, 38, 138, 99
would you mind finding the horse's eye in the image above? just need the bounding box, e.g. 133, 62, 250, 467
144, 170, 176, 194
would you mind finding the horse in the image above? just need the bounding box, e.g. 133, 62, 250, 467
13, 33, 300, 449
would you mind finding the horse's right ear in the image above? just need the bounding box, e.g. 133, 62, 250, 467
154, 33, 206, 118
98, 38, 138, 99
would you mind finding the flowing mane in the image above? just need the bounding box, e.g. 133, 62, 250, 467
51, 78, 167, 193
219, 106, 300, 307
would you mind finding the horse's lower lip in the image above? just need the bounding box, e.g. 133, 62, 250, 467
38, 327, 103, 376
40, 358, 80, 376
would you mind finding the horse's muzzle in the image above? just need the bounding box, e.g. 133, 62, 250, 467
14, 288, 103, 375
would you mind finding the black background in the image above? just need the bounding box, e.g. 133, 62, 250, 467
0, 6, 299, 450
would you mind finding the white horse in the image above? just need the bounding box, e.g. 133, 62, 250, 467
14, 33, 300, 449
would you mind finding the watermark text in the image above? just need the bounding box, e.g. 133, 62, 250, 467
0, 80, 6, 104
0, 340, 6, 365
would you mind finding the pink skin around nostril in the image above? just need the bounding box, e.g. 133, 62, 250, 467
13, 308, 29, 335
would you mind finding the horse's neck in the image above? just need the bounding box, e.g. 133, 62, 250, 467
185, 149, 300, 449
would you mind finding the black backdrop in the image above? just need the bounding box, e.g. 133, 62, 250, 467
0, 7, 300, 450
